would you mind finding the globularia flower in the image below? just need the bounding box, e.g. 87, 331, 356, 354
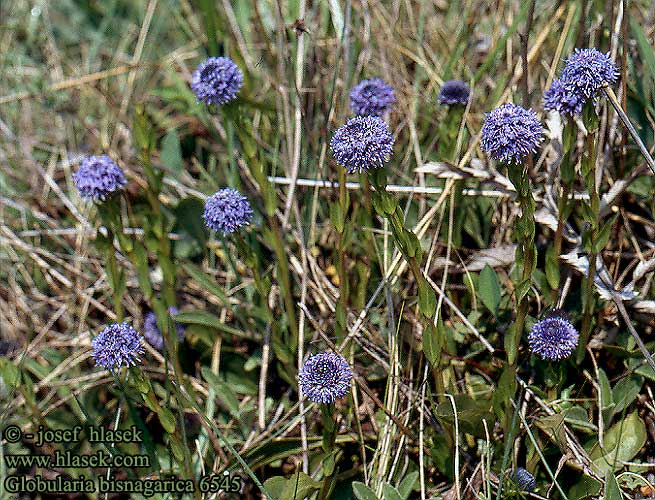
349, 78, 397, 116
512, 468, 536, 492
543, 78, 586, 115
528, 312, 579, 361
203, 188, 253, 235
438, 79, 470, 105
143, 307, 185, 351
560, 48, 618, 97
330, 115, 395, 174
191, 56, 243, 106
480, 103, 543, 164
73, 155, 127, 201
91, 323, 145, 370
544, 48, 618, 115
298, 351, 353, 404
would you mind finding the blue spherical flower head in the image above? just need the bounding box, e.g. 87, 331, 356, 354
512, 468, 536, 492
298, 351, 353, 404
330, 115, 395, 174
438, 80, 470, 106
560, 48, 618, 99
191, 56, 243, 106
543, 78, 587, 116
528, 311, 579, 361
349, 78, 397, 116
203, 188, 253, 235
480, 103, 543, 164
73, 155, 127, 201
144, 307, 186, 351
544, 49, 618, 115
92, 323, 145, 370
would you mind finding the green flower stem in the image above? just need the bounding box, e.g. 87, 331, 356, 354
318, 403, 338, 500
577, 106, 601, 362
127, 366, 196, 493
131, 105, 197, 485
367, 169, 444, 395
553, 123, 576, 301
95, 199, 127, 322
505, 160, 537, 367
335, 166, 350, 339
229, 110, 299, 348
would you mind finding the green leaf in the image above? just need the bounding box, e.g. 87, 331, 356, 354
172, 197, 209, 257
478, 265, 501, 315
0, 358, 20, 388
418, 281, 437, 318
433, 394, 494, 437
594, 213, 619, 254
397, 471, 419, 499
329, 201, 345, 233
545, 245, 560, 290
589, 412, 647, 477
603, 474, 623, 500
157, 407, 176, 434
161, 129, 183, 173
263, 472, 322, 500
422, 324, 441, 366
352, 482, 379, 500
382, 483, 402, 500
611, 375, 643, 417
598, 368, 615, 426
182, 263, 231, 307
201, 366, 241, 417
173, 310, 256, 340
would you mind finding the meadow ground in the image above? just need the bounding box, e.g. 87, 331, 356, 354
1, 0, 655, 499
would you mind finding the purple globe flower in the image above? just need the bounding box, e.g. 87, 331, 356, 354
560, 48, 618, 98
298, 351, 353, 404
73, 155, 127, 201
330, 115, 395, 174
191, 56, 243, 106
544, 78, 587, 115
528, 312, 579, 361
143, 307, 185, 351
480, 103, 543, 164
512, 468, 536, 492
91, 323, 145, 370
438, 80, 470, 106
349, 78, 397, 116
203, 188, 253, 235
544, 48, 618, 116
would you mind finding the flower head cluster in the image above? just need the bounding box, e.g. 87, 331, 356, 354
349, 78, 397, 116
298, 351, 353, 404
91, 323, 145, 370
330, 115, 395, 174
438, 79, 470, 106
528, 311, 579, 361
73, 155, 127, 201
480, 103, 543, 164
203, 188, 253, 235
544, 48, 618, 115
191, 56, 243, 106
143, 307, 185, 351
512, 468, 536, 492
